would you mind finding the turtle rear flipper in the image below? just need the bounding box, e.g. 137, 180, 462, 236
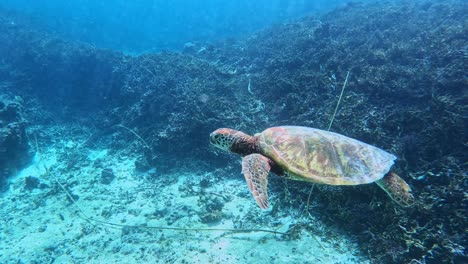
242, 154, 271, 209
376, 172, 415, 207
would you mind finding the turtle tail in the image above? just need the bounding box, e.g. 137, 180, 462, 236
376, 172, 415, 207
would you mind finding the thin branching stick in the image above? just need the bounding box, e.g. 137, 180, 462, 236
328, 71, 350, 131
52, 166, 286, 235
301, 70, 351, 251
116, 124, 151, 150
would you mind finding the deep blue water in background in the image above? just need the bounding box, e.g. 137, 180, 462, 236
0, 0, 362, 54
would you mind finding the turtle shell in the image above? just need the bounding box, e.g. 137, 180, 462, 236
257, 126, 396, 185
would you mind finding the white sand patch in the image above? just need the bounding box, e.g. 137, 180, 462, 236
0, 127, 370, 264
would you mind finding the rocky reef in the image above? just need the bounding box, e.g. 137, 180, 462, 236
0, 0, 466, 263
0, 95, 31, 190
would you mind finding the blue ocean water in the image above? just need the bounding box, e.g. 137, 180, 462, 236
0, 1, 466, 263
0, 0, 356, 53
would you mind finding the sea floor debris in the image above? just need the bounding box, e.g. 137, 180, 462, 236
0, 124, 369, 263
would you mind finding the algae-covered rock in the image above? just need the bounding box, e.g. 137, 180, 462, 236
0, 96, 32, 190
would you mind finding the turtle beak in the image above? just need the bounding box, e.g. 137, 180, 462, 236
209, 132, 219, 146
209, 132, 215, 145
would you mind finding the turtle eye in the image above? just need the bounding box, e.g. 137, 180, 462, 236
210, 133, 221, 144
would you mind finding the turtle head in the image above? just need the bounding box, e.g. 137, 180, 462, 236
210, 128, 254, 154
210, 128, 241, 151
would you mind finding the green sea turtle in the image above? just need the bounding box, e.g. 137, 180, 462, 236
209, 126, 414, 209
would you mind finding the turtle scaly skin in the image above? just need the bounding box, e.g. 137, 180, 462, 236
376, 172, 414, 207
210, 126, 415, 209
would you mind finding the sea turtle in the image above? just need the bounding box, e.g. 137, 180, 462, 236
209, 126, 414, 209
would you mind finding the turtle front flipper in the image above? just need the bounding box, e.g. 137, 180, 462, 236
376, 172, 415, 207
242, 154, 272, 209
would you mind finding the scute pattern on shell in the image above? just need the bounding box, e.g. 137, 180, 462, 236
257, 126, 396, 185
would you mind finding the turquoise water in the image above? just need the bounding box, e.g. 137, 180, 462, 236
0, 0, 354, 53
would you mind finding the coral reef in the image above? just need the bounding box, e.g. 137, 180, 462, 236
0, 10, 125, 113
0, 0, 466, 263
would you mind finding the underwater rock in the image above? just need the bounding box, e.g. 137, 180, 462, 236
197, 195, 224, 224
198, 210, 223, 224
134, 156, 151, 172
0, 96, 32, 191
100, 168, 115, 184
24, 175, 48, 191
24, 176, 40, 190
199, 178, 211, 188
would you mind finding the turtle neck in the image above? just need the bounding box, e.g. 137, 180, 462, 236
230, 133, 259, 157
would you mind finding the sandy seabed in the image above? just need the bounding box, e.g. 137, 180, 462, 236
0, 125, 369, 264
